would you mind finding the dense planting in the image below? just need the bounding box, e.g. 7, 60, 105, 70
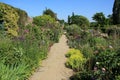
65, 24, 120, 80
0, 3, 62, 80
0, 0, 120, 80
0, 23, 62, 80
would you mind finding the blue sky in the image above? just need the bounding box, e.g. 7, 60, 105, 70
0, 0, 114, 21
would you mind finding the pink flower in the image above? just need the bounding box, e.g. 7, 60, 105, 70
24, 29, 29, 33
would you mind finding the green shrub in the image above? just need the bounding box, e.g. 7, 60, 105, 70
0, 2, 19, 36
116, 75, 120, 80
89, 37, 108, 53
65, 48, 83, 58
95, 49, 120, 79
68, 14, 90, 29
65, 25, 92, 49
80, 43, 94, 59
90, 37, 107, 47
65, 24, 81, 37
66, 49, 86, 71
70, 70, 92, 80
33, 14, 56, 27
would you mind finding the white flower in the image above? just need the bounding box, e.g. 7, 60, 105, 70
102, 68, 106, 71
96, 62, 99, 65
109, 45, 113, 49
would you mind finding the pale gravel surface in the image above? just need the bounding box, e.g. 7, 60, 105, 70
29, 35, 73, 80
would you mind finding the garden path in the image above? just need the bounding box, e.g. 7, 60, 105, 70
29, 35, 73, 80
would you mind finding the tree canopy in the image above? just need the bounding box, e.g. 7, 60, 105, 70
113, 0, 120, 24
92, 12, 113, 28
33, 15, 56, 27
92, 12, 106, 26
43, 8, 57, 20
68, 13, 90, 29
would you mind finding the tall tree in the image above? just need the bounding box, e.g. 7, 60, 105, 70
92, 12, 106, 24
71, 15, 90, 29
68, 15, 71, 25
113, 0, 120, 24
67, 13, 90, 29
43, 8, 57, 20
92, 12, 106, 27
107, 14, 113, 25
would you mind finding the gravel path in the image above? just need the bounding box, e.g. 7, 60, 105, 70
29, 35, 73, 80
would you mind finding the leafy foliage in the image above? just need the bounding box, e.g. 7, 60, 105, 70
0, 6, 62, 79
0, 62, 29, 80
116, 75, 120, 80
96, 49, 120, 76
80, 43, 94, 59
16, 8, 28, 26
92, 12, 114, 31
92, 12, 106, 26
113, 0, 120, 24
65, 24, 81, 37
66, 49, 86, 71
65, 48, 83, 58
33, 15, 56, 27
43, 8, 57, 20
0, 2, 19, 36
0, 2, 29, 37
70, 70, 92, 80
65, 21, 120, 79
68, 13, 90, 29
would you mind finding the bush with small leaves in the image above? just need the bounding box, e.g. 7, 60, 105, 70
65, 49, 86, 71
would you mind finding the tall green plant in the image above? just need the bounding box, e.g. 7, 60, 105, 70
113, 0, 120, 24
0, 62, 29, 80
